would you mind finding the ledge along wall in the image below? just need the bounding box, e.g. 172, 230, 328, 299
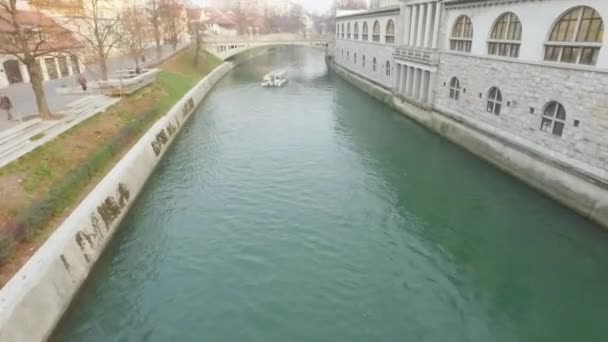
328, 58, 608, 230
0, 47, 271, 342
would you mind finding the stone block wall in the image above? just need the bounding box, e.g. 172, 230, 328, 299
434, 52, 608, 176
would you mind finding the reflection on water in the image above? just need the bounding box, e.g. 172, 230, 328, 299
54, 47, 608, 342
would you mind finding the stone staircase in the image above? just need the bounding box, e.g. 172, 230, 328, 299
0, 95, 120, 169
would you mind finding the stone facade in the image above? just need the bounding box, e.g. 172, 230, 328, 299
334, 8, 399, 89
435, 53, 608, 175
333, 0, 608, 184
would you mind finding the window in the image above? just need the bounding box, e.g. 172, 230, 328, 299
354, 22, 359, 40
540, 101, 566, 136
347, 51, 350, 61
372, 21, 380, 42
450, 15, 473, 52
341, 49, 344, 60
362, 22, 369, 41
486, 87, 502, 115
449, 77, 460, 100
336, 24, 340, 37
488, 12, 522, 58
354, 53, 357, 64
385, 61, 391, 77
362, 55, 366, 67
373, 57, 377, 71
385, 20, 395, 44
545, 6, 604, 65
347, 22, 351, 39
70, 55, 80, 74
341, 23, 345, 38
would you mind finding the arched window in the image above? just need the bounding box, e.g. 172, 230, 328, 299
354, 22, 359, 40
341, 23, 345, 38
362, 22, 369, 41
385, 61, 391, 77
347, 51, 350, 61
354, 53, 357, 64
372, 21, 381, 42
372, 57, 377, 71
486, 87, 502, 115
545, 6, 604, 65
449, 77, 460, 100
362, 55, 366, 67
450, 15, 473, 52
385, 20, 395, 44
336, 24, 340, 37
541, 101, 566, 136
488, 12, 522, 58
347, 22, 351, 39
341, 49, 344, 60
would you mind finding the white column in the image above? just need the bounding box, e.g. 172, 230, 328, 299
427, 71, 437, 105
424, 3, 434, 49
38, 58, 49, 81
417, 5, 425, 48
414, 68, 422, 100
406, 66, 414, 97
410, 5, 419, 47
401, 66, 408, 96
403, 5, 412, 46
432, 2, 442, 49
19, 62, 30, 83
54, 58, 61, 79
421, 70, 430, 103
395, 64, 401, 92
397, 3, 406, 45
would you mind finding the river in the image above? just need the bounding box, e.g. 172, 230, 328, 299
52, 47, 608, 342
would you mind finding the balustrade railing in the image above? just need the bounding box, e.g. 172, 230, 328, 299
393, 46, 439, 65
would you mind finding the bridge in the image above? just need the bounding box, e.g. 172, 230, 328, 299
204, 34, 330, 61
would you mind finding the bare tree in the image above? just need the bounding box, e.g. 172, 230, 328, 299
191, 21, 205, 68
146, 0, 162, 62
159, 0, 183, 51
232, 0, 250, 35
118, 6, 150, 70
0, 0, 78, 119
75, 0, 120, 80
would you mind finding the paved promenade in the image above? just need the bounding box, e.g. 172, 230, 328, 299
0, 43, 187, 133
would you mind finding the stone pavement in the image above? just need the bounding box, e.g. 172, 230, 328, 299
0, 95, 120, 169
0, 43, 188, 133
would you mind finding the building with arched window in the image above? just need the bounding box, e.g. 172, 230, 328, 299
331, 0, 608, 222
334, 4, 399, 88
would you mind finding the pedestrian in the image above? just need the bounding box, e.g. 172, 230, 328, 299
77, 73, 87, 91
135, 64, 142, 75
0, 94, 14, 121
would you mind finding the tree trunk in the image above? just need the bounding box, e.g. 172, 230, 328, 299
193, 33, 200, 68
98, 50, 109, 80
154, 27, 162, 62
26, 59, 52, 120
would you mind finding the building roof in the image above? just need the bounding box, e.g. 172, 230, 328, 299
187, 7, 203, 21
336, 5, 400, 19
204, 7, 236, 27
0, 9, 82, 53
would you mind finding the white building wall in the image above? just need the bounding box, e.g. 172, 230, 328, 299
441, 0, 608, 68
435, 0, 608, 175
335, 11, 400, 89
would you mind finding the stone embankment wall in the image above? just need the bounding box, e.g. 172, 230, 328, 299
329, 58, 608, 229
0, 47, 270, 342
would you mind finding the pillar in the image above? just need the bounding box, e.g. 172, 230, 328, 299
414, 68, 422, 100
432, 2, 442, 49
424, 3, 434, 48
421, 70, 430, 103
19, 61, 30, 82
427, 71, 437, 105
406, 66, 414, 97
54, 57, 61, 78
38, 58, 49, 81
402, 4, 412, 46
410, 5, 418, 47
400, 66, 407, 95
417, 5, 425, 48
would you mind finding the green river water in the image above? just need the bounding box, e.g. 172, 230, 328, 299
53, 48, 608, 342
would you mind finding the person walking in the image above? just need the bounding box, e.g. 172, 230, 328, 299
0, 94, 14, 121
77, 73, 87, 91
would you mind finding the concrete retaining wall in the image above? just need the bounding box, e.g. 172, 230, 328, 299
329, 59, 608, 229
0, 47, 270, 342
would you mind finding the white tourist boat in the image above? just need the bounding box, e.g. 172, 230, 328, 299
261, 69, 288, 87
